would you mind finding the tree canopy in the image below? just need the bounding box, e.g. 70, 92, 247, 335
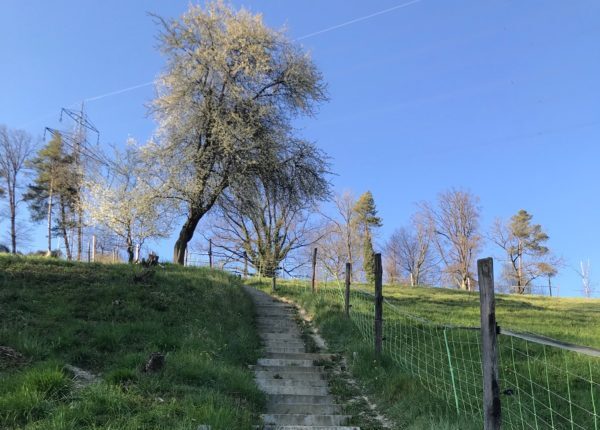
144, 1, 327, 263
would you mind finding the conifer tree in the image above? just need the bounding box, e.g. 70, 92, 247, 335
491, 209, 559, 293
24, 133, 78, 258
354, 191, 382, 283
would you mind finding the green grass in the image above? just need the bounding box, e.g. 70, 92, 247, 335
250, 279, 600, 430
380, 285, 600, 349
0, 255, 264, 430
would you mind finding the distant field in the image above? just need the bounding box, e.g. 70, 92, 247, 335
253, 279, 600, 430
0, 256, 264, 430
380, 284, 600, 349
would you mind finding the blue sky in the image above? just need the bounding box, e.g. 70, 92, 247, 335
1, 1, 599, 296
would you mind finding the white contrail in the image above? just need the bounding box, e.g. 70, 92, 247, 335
296, 0, 422, 41
84, 80, 155, 102
81, 1, 423, 103
24, 0, 422, 117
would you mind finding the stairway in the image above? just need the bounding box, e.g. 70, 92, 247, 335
244, 286, 360, 430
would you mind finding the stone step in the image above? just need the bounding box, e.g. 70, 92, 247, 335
263, 352, 333, 361
257, 319, 299, 325
268, 403, 342, 415
261, 414, 351, 426
257, 383, 329, 396
260, 333, 305, 340
254, 370, 327, 382
267, 394, 337, 405
250, 365, 326, 374
244, 286, 361, 430
257, 358, 316, 367
262, 340, 306, 348
265, 346, 306, 354
256, 375, 329, 388
263, 427, 360, 430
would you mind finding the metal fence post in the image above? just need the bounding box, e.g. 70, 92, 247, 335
345, 262, 352, 318
374, 253, 383, 358
478, 257, 502, 430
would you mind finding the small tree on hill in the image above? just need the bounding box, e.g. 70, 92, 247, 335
421, 188, 481, 290
491, 209, 559, 294
354, 191, 382, 283
85, 140, 173, 263
0, 125, 36, 254
385, 213, 438, 286
24, 133, 78, 256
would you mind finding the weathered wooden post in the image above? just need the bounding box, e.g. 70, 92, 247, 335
91, 235, 96, 263
87, 241, 91, 263
374, 253, 383, 358
345, 262, 352, 318
208, 239, 213, 268
271, 270, 277, 293
478, 257, 502, 430
243, 251, 248, 278
311, 247, 318, 293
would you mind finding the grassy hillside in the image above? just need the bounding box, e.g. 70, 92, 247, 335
0, 256, 263, 430
381, 285, 600, 349
252, 279, 600, 430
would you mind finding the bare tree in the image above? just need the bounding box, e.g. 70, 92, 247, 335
208, 139, 330, 277
0, 125, 36, 253
576, 259, 594, 298
385, 214, 439, 286
420, 189, 481, 290
316, 192, 361, 281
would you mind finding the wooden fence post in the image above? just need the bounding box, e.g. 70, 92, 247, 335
91, 235, 96, 263
271, 271, 277, 293
345, 262, 352, 318
208, 239, 213, 268
311, 247, 317, 293
87, 241, 91, 263
374, 253, 383, 358
243, 251, 248, 278
478, 257, 502, 430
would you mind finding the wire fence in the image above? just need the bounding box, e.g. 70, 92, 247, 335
274, 267, 600, 430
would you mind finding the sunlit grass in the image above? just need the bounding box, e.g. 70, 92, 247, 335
250, 278, 600, 430
0, 255, 264, 429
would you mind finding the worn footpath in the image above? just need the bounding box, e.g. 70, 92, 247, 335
244, 286, 360, 430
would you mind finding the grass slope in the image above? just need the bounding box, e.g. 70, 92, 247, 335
251, 279, 600, 430
0, 256, 264, 430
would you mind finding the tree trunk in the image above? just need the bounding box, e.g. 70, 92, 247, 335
173, 207, 204, 264
9, 188, 16, 254
60, 197, 72, 261
77, 202, 83, 261
47, 182, 53, 255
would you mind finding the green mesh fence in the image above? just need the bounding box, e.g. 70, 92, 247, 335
275, 279, 600, 429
